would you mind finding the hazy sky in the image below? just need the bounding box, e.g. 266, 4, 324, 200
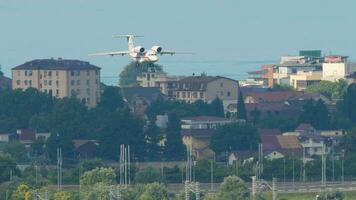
1, 0, 355, 84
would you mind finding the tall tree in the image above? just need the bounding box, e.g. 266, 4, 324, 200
144, 120, 163, 161
299, 99, 330, 130
339, 83, 356, 123
97, 86, 125, 111
216, 176, 250, 200
210, 123, 259, 155
209, 97, 225, 117
163, 113, 186, 161
237, 91, 247, 120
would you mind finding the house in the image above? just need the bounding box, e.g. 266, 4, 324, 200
261, 134, 302, 160
299, 135, 327, 156
245, 102, 300, 121
121, 87, 164, 116
17, 129, 36, 146
0, 75, 11, 90
181, 115, 235, 159
35, 132, 51, 141
295, 123, 316, 135
174, 76, 239, 105
0, 133, 11, 142
244, 91, 302, 104
228, 150, 256, 165
73, 140, 99, 158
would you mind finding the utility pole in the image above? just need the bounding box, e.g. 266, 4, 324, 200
258, 143, 263, 180
303, 147, 306, 182
283, 158, 286, 185
341, 149, 345, 183
57, 147, 62, 190
272, 178, 277, 200
332, 139, 335, 182
321, 144, 326, 187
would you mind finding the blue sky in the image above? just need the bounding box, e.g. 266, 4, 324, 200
1, 0, 355, 84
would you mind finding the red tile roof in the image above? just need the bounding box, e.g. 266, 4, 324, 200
261, 135, 281, 150
245, 91, 302, 103
295, 123, 314, 131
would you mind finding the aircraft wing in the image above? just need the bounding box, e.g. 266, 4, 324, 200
89, 51, 130, 56
159, 51, 193, 56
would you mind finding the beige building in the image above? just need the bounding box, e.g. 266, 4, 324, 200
12, 58, 101, 108
137, 71, 183, 98
289, 71, 322, 90
174, 76, 238, 104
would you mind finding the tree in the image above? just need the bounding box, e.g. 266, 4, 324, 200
139, 182, 169, 200
134, 167, 163, 184
299, 99, 330, 130
216, 176, 249, 200
144, 120, 163, 161
209, 97, 225, 117
0, 64, 3, 76
54, 191, 71, 200
339, 83, 356, 123
237, 91, 247, 120
210, 123, 259, 155
119, 62, 163, 87
163, 113, 186, 161
80, 167, 116, 186
0, 154, 18, 184
3, 142, 28, 162
11, 184, 31, 200
306, 80, 348, 100
96, 86, 125, 111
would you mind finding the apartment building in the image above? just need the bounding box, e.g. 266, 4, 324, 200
12, 58, 101, 108
322, 55, 349, 82
174, 76, 239, 103
137, 71, 183, 98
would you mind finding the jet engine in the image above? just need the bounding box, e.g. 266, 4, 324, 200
135, 46, 145, 53
151, 46, 162, 53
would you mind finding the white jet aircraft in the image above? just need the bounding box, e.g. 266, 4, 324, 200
89, 35, 189, 65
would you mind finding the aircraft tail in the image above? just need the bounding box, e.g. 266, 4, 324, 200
113, 35, 143, 52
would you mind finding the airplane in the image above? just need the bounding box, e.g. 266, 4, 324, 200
89, 35, 190, 66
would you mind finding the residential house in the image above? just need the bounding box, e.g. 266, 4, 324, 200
73, 140, 99, 158
181, 115, 234, 159
0, 133, 11, 142
137, 71, 184, 98
228, 150, 256, 165
295, 123, 316, 135
121, 87, 164, 116
261, 133, 302, 160
17, 129, 36, 147
244, 91, 302, 104
174, 76, 239, 106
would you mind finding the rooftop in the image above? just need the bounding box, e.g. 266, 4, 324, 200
181, 115, 230, 122
245, 91, 302, 103
12, 58, 101, 71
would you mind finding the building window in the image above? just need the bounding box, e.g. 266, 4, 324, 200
44, 80, 47, 86
28, 71, 33, 76
95, 70, 99, 75
16, 80, 21, 85
56, 80, 59, 87
48, 80, 52, 86
71, 71, 75, 76
71, 89, 76, 96
176, 92, 180, 98
182, 92, 186, 98
77, 80, 80, 85
56, 89, 59, 95
44, 70, 47, 77
193, 92, 197, 98
56, 71, 59, 76
29, 80, 32, 86
87, 70, 90, 76
200, 92, 204, 98
71, 80, 75, 86
76, 71, 80, 76
227, 91, 231, 97
17, 71, 21, 76
220, 82, 223, 87
48, 71, 52, 77
24, 80, 28, 85
49, 89, 53, 96
25, 71, 28, 76
187, 92, 191, 98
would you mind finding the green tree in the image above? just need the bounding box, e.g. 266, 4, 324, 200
119, 62, 163, 87
209, 97, 225, 117
216, 176, 249, 200
306, 80, 348, 99
29, 113, 51, 132
134, 167, 163, 184
3, 142, 27, 162
237, 90, 247, 120
11, 183, 31, 200
210, 123, 259, 155
144, 120, 163, 161
97, 86, 125, 111
163, 113, 186, 161
0, 154, 18, 184
54, 191, 71, 200
299, 99, 330, 130
339, 83, 356, 123
139, 182, 169, 200
80, 167, 116, 186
